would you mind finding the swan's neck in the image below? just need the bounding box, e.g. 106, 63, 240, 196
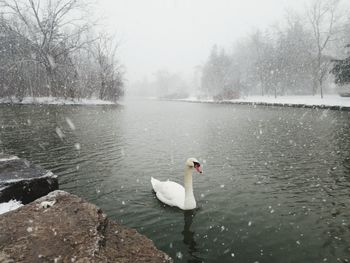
184, 167, 196, 210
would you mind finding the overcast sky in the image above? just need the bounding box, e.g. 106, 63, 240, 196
96, 0, 307, 84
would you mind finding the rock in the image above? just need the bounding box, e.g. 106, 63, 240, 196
0, 190, 172, 263
0, 154, 58, 204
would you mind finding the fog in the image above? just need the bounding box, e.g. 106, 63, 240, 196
1, 0, 349, 100
0, 1, 350, 262
96, 0, 307, 94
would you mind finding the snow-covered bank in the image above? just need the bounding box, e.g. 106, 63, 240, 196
0, 96, 115, 105
177, 95, 350, 110
233, 95, 350, 108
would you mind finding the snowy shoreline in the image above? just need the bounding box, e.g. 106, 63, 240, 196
0, 96, 116, 105
170, 95, 350, 111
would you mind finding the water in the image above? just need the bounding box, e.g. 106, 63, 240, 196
0, 99, 349, 263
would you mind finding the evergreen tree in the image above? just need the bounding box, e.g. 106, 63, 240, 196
331, 45, 350, 85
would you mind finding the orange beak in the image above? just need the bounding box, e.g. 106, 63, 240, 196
194, 164, 202, 174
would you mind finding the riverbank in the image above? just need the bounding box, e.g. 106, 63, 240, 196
0, 96, 116, 105
0, 154, 172, 262
0, 191, 172, 263
174, 95, 350, 111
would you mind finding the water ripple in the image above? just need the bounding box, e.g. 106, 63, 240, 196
0, 101, 349, 263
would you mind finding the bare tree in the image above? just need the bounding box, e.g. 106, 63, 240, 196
274, 15, 315, 95
0, 0, 93, 97
201, 45, 235, 99
0, 0, 124, 101
306, 0, 343, 98
93, 34, 124, 101
251, 30, 267, 97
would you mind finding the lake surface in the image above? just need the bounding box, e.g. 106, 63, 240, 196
1, 99, 349, 263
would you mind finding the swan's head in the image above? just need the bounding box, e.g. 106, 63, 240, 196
186, 158, 202, 174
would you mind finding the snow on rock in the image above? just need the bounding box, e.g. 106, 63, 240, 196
35, 190, 67, 202
38, 200, 56, 209
0, 154, 58, 204
0, 190, 172, 263
0, 199, 23, 215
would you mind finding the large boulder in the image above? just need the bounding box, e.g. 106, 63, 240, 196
0, 190, 172, 263
0, 154, 58, 204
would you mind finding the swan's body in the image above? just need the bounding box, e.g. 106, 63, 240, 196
151, 158, 202, 210
151, 178, 188, 209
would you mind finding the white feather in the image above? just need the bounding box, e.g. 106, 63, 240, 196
150, 158, 201, 210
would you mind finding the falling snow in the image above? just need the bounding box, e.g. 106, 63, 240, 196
65, 117, 76, 130
74, 143, 81, 150
55, 127, 65, 140
176, 251, 183, 259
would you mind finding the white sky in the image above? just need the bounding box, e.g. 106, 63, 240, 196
96, 0, 307, 83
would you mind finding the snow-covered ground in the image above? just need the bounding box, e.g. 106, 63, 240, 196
0, 200, 23, 215
181, 95, 350, 108
233, 95, 350, 107
0, 97, 115, 105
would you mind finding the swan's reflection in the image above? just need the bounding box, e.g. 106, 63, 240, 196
182, 210, 203, 263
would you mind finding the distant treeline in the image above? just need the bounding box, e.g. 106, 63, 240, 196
0, 0, 124, 102
201, 0, 350, 99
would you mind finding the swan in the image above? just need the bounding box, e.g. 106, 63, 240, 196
151, 158, 202, 210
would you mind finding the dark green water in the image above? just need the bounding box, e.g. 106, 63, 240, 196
0, 99, 349, 263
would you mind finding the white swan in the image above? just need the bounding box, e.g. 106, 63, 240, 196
151, 158, 202, 210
